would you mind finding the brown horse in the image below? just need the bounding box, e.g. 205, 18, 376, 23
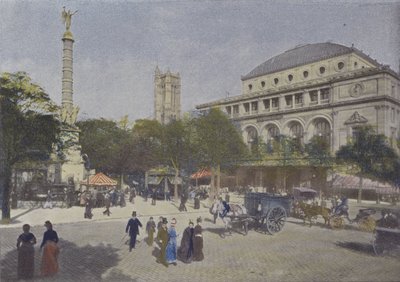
298, 201, 330, 227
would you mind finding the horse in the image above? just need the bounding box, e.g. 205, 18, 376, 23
217, 202, 247, 236
298, 201, 331, 227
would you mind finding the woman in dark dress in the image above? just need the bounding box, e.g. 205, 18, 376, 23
17, 224, 37, 279
192, 217, 204, 261
177, 220, 194, 263
40, 220, 59, 277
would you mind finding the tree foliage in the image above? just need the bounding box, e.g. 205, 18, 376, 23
0, 72, 60, 221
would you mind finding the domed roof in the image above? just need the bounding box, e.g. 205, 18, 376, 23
242, 42, 376, 80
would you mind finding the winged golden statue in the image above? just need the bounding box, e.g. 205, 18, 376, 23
61, 6, 78, 31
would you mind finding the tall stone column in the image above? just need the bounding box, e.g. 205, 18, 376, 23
62, 31, 74, 115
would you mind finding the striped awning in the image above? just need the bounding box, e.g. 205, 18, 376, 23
190, 168, 211, 179
80, 172, 117, 186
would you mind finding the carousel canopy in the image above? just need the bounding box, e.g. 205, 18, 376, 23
80, 172, 117, 186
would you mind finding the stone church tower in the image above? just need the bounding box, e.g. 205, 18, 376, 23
154, 66, 181, 124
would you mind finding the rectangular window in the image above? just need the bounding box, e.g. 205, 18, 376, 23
225, 106, 231, 115
320, 88, 330, 101
391, 108, 395, 122
285, 95, 293, 107
251, 101, 258, 112
233, 105, 239, 114
295, 93, 303, 105
263, 99, 270, 110
271, 98, 279, 108
244, 103, 250, 113
309, 90, 318, 102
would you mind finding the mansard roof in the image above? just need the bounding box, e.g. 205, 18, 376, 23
242, 42, 380, 80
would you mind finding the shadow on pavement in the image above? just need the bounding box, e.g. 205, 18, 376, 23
335, 241, 375, 256
0, 239, 132, 281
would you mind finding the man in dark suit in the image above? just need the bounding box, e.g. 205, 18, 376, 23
126, 211, 142, 251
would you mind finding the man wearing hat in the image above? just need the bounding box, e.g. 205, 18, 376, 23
125, 211, 142, 252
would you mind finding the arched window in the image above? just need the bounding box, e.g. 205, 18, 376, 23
313, 119, 331, 146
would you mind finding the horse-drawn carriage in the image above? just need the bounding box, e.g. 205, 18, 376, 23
213, 192, 293, 236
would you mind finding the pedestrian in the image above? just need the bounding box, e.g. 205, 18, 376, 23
156, 217, 169, 267
194, 194, 200, 209
40, 220, 59, 277
146, 217, 156, 246
177, 220, 194, 263
125, 211, 142, 251
129, 187, 136, 203
43, 190, 53, 209
16, 224, 37, 280
84, 195, 93, 219
92, 188, 98, 208
166, 218, 178, 265
79, 190, 86, 206
152, 190, 157, 206
157, 216, 163, 233
119, 191, 126, 207
166, 189, 171, 201
103, 192, 111, 216
179, 192, 187, 212
192, 217, 204, 261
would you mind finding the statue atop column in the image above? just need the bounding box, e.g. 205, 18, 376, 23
61, 6, 78, 31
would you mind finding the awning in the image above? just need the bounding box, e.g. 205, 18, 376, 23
168, 176, 182, 185
80, 172, 117, 186
330, 173, 399, 195
293, 187, 318, 193
190, 168, 211, 179
148, 176, 164, 185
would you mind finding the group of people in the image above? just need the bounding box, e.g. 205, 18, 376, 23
125, 211, 204, 267
16, 221, 59, 280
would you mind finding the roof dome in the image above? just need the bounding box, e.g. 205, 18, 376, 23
242, 42, 362, 80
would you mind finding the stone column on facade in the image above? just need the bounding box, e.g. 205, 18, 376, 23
278, 95, 285, 111
317, 89, 321, 105
375, 105, 389, 135
331, 111, 338, 152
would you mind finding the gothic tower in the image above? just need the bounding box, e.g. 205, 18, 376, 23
154, 66, 181, 124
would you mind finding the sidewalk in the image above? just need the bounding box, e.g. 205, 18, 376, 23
0, 197, 212, 229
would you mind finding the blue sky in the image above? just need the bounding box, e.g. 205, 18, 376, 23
1, 0, 399, 121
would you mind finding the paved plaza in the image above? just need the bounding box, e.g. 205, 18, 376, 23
1, 196, 399, 282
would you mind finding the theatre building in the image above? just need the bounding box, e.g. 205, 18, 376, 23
196, 42, 400, 193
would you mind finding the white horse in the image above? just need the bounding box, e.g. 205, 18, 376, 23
216, 202, 247, 236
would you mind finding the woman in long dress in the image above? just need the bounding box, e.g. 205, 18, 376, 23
165, 218, 178, 265
146, 217, 156, 246
17, 224, 37, 279
193, 217, 204, 261
40, 220, 59, 277
177, 220, 194, 263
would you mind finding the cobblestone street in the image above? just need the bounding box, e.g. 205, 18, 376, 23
1, 200, 399, 282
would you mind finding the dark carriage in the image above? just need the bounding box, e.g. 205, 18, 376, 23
244, 192, 293, 234
372, 209, 400, 255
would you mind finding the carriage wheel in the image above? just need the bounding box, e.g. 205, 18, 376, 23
331, 216, 344, 229
372, 239, 384, 255
358, 216, 376, 232
265, 206, 287, 234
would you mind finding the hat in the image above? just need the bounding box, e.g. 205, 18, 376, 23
189, 220, 194, 225
171, 218, 177, 225
196, 217, 202, 223
162, 217, 168, 224
44, 220, 52, 227
150, 216, 153, 220
132, 211, 137, 217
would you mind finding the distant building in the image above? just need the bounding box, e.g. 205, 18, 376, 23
154, 66, 181, 124
196, 42, 400, 190
197, 42, 400, 153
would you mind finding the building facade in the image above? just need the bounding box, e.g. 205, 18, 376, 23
197, 43, 400, 153
196, 43, 400, 191
154, 66, 181, 124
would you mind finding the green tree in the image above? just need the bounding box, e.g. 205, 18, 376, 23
161, 118, 197, 200
0, 72, 59, 221
195, 108, 248, 199
336, 126, 400, 203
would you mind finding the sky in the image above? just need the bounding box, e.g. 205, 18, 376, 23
1, 0, 399, 122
